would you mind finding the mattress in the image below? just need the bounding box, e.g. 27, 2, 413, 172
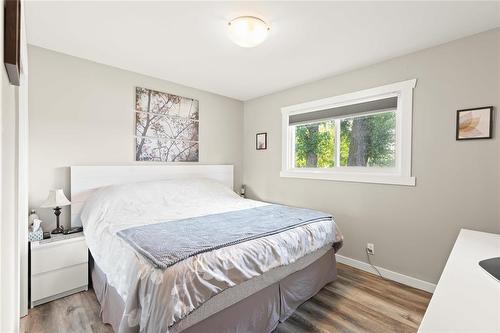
81, 178, 342, 332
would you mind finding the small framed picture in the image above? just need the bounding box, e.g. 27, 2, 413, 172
456, 106, 493, 140
256, 132, 267, 150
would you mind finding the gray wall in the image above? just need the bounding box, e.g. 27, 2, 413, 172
28, 46, 244, 231
243, 29, 500, 283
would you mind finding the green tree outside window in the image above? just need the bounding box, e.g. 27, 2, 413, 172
294, 112, 395, 168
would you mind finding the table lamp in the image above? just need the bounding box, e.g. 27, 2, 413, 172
41, 189, 71, 234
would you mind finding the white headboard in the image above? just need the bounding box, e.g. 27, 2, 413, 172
70, 165, 234, 227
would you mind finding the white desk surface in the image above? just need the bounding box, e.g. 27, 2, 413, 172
418, 229, 500, 333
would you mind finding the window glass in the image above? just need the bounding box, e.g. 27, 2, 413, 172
292, 111, 396, 169
294, 121, 335, 168
339, 112, 396, 167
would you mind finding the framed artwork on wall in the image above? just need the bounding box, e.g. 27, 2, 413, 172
135, 87, 199, 162
256, 132, 267, 150
456, 106, 493, 140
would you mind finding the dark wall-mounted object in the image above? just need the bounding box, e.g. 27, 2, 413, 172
256, 132, 267, 150
4, 0, 21, 86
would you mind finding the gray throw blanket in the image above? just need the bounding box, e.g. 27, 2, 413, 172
117, 204, 333, 269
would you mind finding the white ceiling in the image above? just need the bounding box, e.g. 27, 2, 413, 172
25, 1, 500, 101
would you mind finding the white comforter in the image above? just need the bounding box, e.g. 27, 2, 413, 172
81, 178, 340, 332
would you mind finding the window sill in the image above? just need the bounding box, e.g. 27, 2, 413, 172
280, 170, 416, 186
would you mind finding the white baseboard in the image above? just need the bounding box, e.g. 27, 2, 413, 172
336, 254, 436, 293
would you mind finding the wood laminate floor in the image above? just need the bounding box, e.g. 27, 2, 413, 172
20, 263, 432, 333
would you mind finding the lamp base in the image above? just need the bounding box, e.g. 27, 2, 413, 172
51, 206, 64, 234
51, 226, 64, 234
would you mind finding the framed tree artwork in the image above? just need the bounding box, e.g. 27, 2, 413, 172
135, 87, 199, 162
456, 106, 493, 140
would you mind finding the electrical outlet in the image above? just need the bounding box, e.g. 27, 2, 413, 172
366, 243, 375, 255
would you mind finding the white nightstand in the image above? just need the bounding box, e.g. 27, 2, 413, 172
29, 232, 88, 307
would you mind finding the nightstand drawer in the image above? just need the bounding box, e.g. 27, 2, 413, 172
31, 263, 88, 302
31, 238, 87, 275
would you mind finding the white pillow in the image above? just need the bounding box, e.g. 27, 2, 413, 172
80, 178, 239, 230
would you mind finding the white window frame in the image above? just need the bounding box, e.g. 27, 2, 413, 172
280, 79, 417, 186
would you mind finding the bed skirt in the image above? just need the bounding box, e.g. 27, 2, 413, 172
91, 248, 337, 333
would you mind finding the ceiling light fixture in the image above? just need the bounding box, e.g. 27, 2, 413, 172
228, 16, 270, 48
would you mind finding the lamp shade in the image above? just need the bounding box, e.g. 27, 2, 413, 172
40, 189, 71, 208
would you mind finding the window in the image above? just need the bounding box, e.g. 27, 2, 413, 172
281, 79, 416, 185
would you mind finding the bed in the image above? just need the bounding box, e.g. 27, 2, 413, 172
71, 165, 343, 333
